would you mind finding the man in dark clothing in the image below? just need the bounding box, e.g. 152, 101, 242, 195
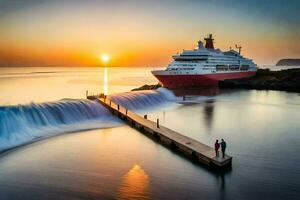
221, 139, 226, 158
214, 139, 220, 157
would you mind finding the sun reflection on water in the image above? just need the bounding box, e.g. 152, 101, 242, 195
104, 67, 108, 95
116, 164, 151, 200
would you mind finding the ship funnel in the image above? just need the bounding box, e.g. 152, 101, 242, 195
204, 34, 214, 49
198, 40, 204, 49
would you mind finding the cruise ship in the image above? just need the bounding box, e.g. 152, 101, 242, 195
151, 34, 257, 88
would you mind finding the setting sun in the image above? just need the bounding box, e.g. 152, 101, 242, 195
101, 54, 110, 63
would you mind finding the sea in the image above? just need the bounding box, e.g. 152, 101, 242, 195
0, 66, 299, 200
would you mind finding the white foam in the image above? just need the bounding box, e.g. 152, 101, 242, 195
0, 99, 121, 152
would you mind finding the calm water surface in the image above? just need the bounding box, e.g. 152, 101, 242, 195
0, 67, 158, 105
0, 67, 299, 200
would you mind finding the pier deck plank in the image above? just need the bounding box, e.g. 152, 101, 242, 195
97, 97, 232, 168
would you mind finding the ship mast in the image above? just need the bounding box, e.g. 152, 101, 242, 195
235, 44, 242, 54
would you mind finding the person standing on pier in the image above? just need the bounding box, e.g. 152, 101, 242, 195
221, 139, 226, 158
214, 140, 220, 157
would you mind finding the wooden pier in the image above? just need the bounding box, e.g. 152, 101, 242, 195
90, 96, 232, 169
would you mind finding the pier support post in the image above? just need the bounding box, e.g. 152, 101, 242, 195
104, 95, 106, 103
110, 100, 111, 106
144, 115, 147, 119
126, 109, 128, 115
86, 90, 88, 98
117, 104, 120, 110
183, 95, 186, 101
157, 118, 159, 128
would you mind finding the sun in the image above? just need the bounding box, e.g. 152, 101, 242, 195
101, 54, 110, 63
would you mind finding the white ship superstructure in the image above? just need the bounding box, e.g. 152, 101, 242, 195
152, 34, 257, 88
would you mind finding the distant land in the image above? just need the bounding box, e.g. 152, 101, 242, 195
276, 59, 300, 66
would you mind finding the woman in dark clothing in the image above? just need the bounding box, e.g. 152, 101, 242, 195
214, 139, 220, 157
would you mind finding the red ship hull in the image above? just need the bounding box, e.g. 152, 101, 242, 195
153, 71, 256, 89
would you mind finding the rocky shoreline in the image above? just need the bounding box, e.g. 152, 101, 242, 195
219, 68, 300, 92
131, 83, 162, 91
132, 68, 300, 93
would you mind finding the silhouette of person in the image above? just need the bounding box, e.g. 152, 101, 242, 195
221, 139, 226, 158
214, 139, 220, 157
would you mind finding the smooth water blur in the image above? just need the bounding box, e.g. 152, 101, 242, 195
0, 67, 299, 200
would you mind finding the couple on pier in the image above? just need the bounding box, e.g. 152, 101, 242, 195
214, 139, 226, 158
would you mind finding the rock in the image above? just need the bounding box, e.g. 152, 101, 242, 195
131, 83, 162, 91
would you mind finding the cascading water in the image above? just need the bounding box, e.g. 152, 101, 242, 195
0, 99, 120, 152
0, 89, 178, 152
0, 88, 213, 152
108, 88, 179, 113
108, 87, 214, 112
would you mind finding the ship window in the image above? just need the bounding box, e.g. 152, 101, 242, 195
216, 65, 229, 71
240, 65, 249, 70
229, 65, 239, 70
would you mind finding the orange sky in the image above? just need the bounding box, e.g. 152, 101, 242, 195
0, 0, 299, 67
